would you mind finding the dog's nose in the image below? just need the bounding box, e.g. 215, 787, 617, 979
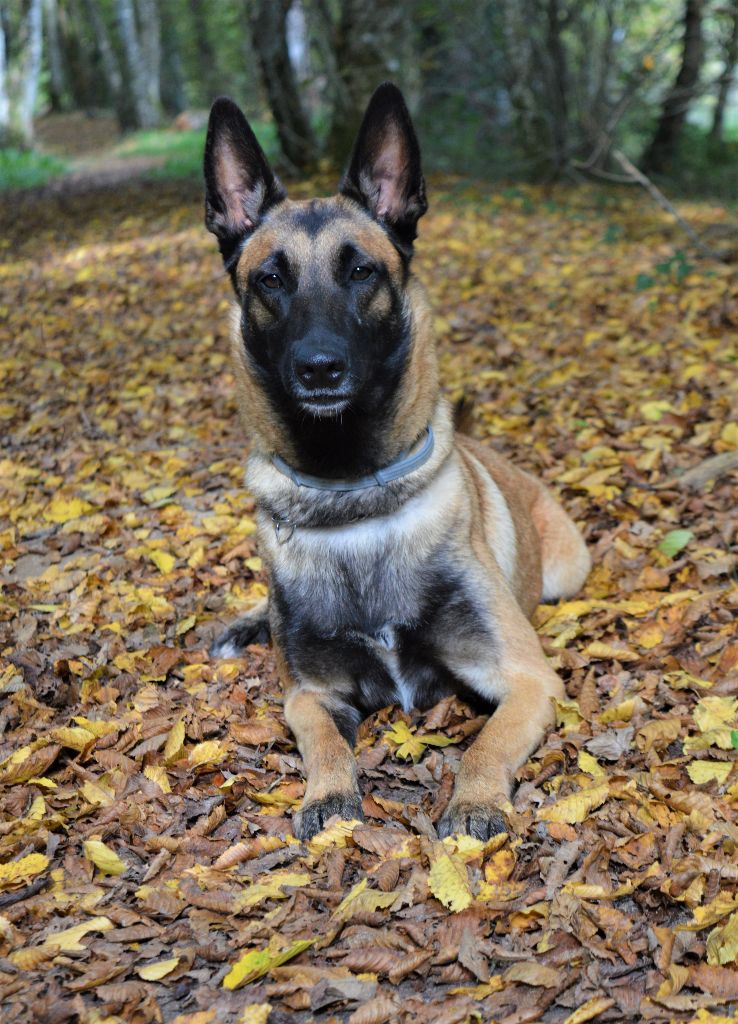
295, 351, 347, 390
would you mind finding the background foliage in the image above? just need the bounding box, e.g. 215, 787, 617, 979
1, 0, 738, 196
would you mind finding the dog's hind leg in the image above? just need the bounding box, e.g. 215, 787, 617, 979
438, 599, 564, 841
209, 597, 271, 657
284, 686, 364, 840
530, 485, 590, 602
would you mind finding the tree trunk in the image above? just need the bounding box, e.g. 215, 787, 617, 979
8, 0, 44, 146
642, 0, 704, 174
116, 0, 158, 128
544, 0, 569, 172
137, 0, 161, 121
188, 0, 219, 104
326, 0, 411, 167
710, 1, 738, 142
248, 0, 316, 171
81, 0, 128, 120
0, 14, 10, 143
158, 0, 185, 116
44, 0, 66, 111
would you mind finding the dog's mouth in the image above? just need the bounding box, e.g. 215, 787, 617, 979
299, 392, 351, 418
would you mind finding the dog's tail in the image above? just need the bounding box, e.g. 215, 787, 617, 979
452, 394, 475, 435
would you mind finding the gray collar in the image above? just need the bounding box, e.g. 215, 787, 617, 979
270, 425, 435, 492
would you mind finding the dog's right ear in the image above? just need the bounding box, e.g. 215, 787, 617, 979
204, 97, 286, 273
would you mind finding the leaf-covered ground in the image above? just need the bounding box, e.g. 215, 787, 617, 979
1, 176, 737, 1024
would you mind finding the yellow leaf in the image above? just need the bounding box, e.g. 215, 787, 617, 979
577, 750, 606, 781
83, 839, 126, 876
694, 697, 737, 733
686, 760, 732, 785
43, 496, 94, 523
683, 728, 735, 752
585, 641, 639, 663
720, 422, 738, 447
706, 910, 738, 966
137, 957, 180, 980
0, 853, 49, 890
27, 777, 57, 789
188, 739, 228, 769
537, 784, 609, 824
428, 842, 473, 913
449, 978, 505, 998
164, 718, 186, 764
600, 698, 637, 723
81, 779, 115, 806
20, 796, 43, 824
384, 720, 425, 761
641, 400, 672, 421
43, 916, 113, 951
53, 726, 96, 751
223, 937, 314, 990
238, 1006, 272, 1024
72, 717, 119, 738
144, 765, 171, 793
504, 961, 561, 987
175, 614, 197, 636
141, 484, 177, 504
554, 698, 584, 734
332, 877, 399, 922
680, 893, 738, 932
235, 870, 311, 910
688, 1011, 738, 1024
664, 670, 712, 690
563, 996, 616, 1024
636, 718, 682, 752
306, 818, 362, 853
150, 550, 176, 574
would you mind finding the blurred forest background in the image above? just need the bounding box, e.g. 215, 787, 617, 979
1, 0, 738, 199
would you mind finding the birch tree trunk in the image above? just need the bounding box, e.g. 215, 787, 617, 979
137, 0, 161, 121
15, 0, 43, 145
116, 0, 158, 128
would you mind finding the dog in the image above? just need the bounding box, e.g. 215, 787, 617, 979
203, 83, 590, 841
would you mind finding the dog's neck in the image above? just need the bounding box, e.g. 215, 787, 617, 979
245, 399, 455, 532
270, 424, 435, 493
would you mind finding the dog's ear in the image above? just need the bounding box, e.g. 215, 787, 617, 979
204, 97, 286, 271
340, 83, 427, 254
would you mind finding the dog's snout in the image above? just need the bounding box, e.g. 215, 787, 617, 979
295, 351, 347, 391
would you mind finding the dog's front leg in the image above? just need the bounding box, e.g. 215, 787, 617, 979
284, 686, 364, 840
438, 605, 564, 841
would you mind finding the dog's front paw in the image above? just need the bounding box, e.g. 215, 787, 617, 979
293, 792, 364, 841
437, 802, 508, 841
209, 615, 270, 658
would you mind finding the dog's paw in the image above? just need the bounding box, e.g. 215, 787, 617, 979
209, 616, 270, 658
293, 793, 364, 841
437, 802, 508, 841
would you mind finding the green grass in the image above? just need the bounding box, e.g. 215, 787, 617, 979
114, 121, 279, 179
0, 148, 68, 190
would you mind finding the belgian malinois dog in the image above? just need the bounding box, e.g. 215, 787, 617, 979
204, 84, 590, 841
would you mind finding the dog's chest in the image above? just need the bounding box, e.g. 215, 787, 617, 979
263, 460, 459, 637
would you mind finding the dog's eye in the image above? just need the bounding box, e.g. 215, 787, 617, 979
350, 265, 373, 282
261, 273, 283, 290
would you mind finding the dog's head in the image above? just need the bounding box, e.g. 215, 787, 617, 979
204, 84, 434, 471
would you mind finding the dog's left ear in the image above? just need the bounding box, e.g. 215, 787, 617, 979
340, 83, 427, 255
204, 96, 287, 272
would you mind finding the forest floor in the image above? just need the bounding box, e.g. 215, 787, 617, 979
1, 173, 737, 1024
